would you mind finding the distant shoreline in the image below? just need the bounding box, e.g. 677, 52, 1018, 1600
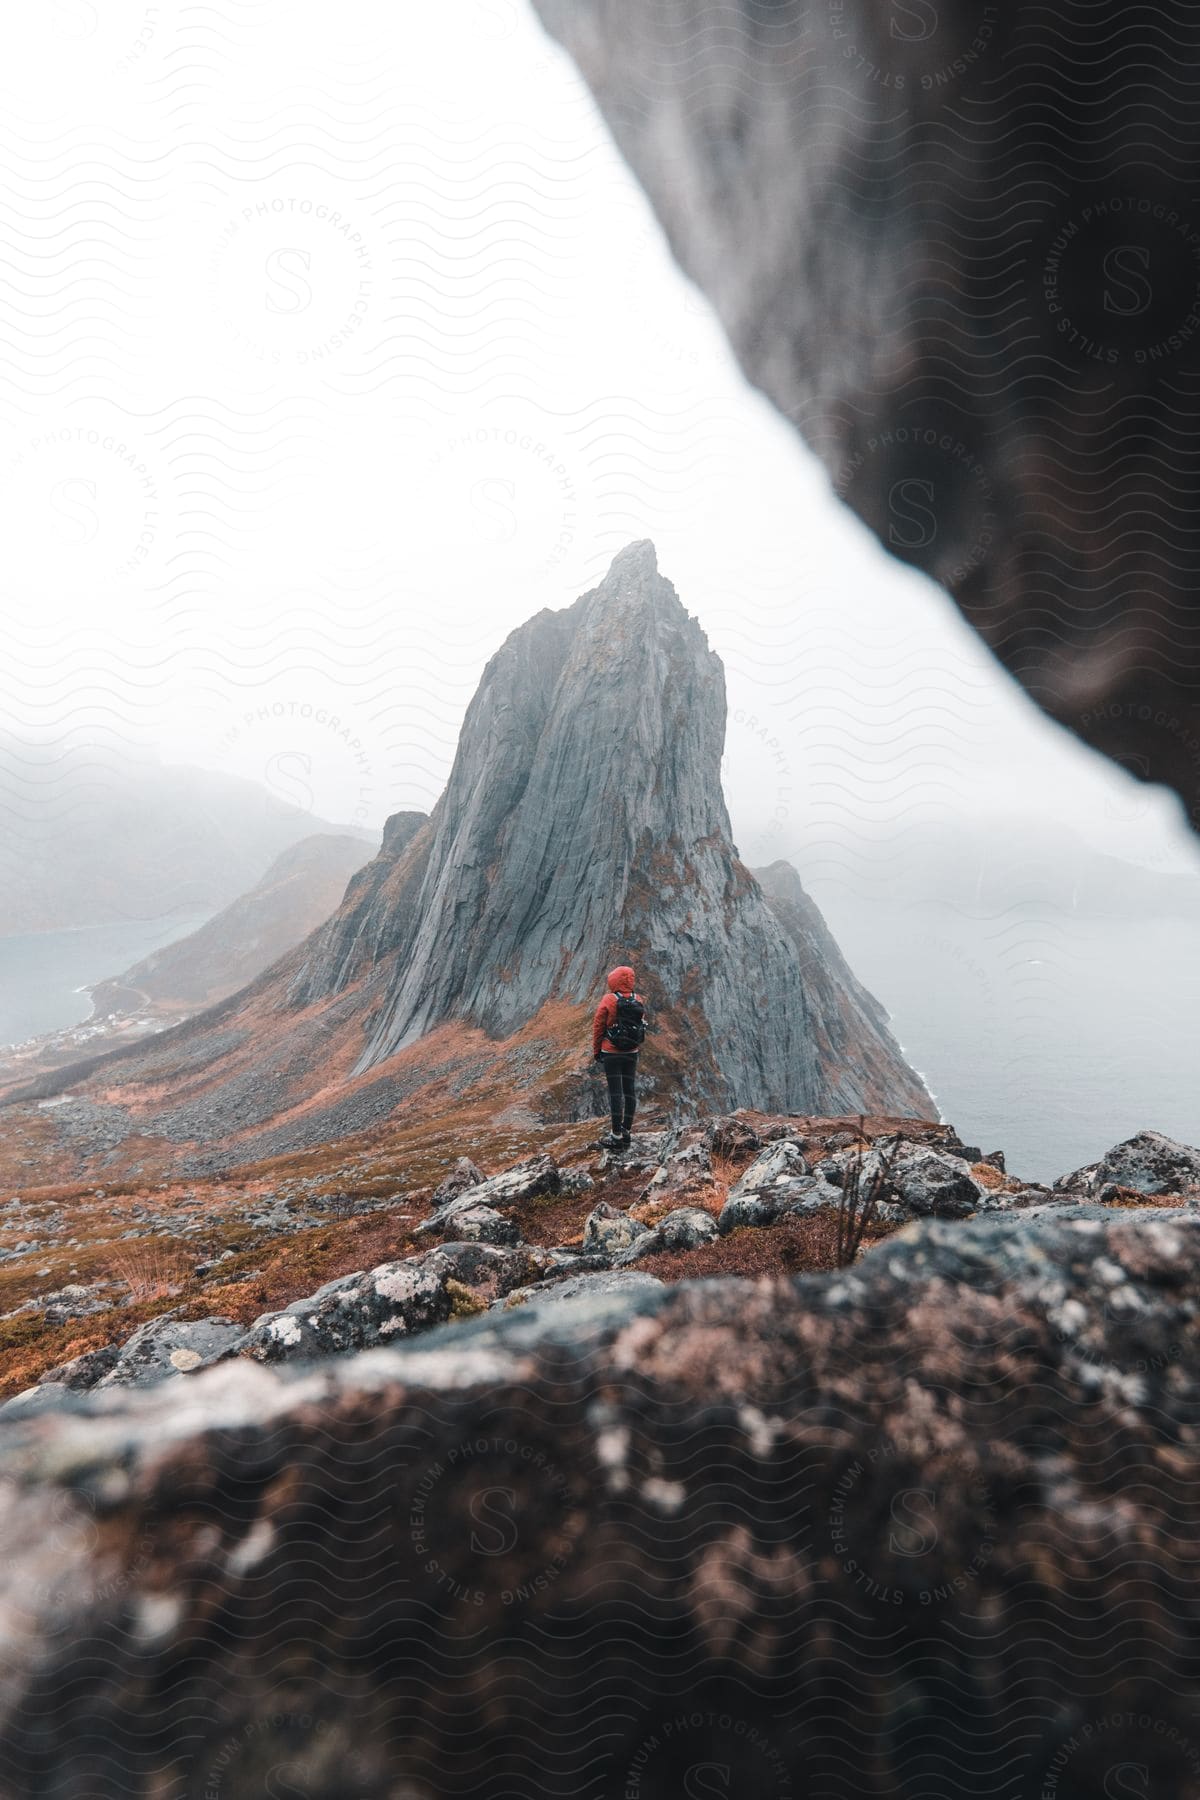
0, 910, 213, 946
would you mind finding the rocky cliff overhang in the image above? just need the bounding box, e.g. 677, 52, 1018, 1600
530, 0, 1200, 834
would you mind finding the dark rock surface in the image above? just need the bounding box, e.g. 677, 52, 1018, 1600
530, 0, 1200, 831
2, 1207, 1200, 1796
614, 1204, 719, 1263
582, 1199, 649, 1259
234, 1242, 547, 1365
1055, 1129, 1200, 1198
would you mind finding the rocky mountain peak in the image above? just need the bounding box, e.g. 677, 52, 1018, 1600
12, 545, 931, 1162
285, 541, 931, 1118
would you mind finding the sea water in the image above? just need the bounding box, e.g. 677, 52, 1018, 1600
0, 913, 211, 1049
829, 896, 1200, 1185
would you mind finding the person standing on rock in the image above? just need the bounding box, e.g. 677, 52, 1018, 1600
593, 964, 647, 1150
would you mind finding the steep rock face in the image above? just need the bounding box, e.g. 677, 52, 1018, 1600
89, 831, 378, 1016
529, 0, 1200, 833
286, 809, 430, 1001
754, 858, 932, 1115
1, 1209, 1198, 1796
2, 545, 931, 1161
289, 540, 931, 1117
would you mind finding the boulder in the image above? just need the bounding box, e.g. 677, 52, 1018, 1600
236, 1242, 542, 1364
615, 1206, 720, 1264
497, 1268, 665, 1310
416, 1152, 560, 1235
457, 1152, 560, 1210
638, 1139, 717, 1205
1054, 1131, 1200, 1198
703, 1113, 762, 1158
598, 1129, 679, 1177
727, 1139, 811, 1194
429, 1156, 485, 1208
655, 1206, 720, 1252
972, 1185, 1061, 1214
16, 1315, 247, 1402
718, 1140, 840, 1232
433, 1206, 521, 1247
885, 1146, 985, 1220
3, 1211, 1200, 1794
719, 1174, 843, 1234
582, 1201, 649, 1261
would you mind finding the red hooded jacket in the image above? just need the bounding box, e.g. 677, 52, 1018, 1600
593, 965, 644, 1056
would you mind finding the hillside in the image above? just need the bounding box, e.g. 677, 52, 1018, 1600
87, 831, 380, 1018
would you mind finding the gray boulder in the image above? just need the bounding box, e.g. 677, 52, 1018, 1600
719, 1174, 843, 1234
496, 1268, 665, 1310
582, 1201, 649, 1261
93, 1315, 247, 1388
615, 1205, 719, 1264
656, 1206, 720, 1252
237, 1242, 542, 1364
639, 1139, 716, 1202
884, 1146, 984, 1220
718, 1140, 840, 1232
458, 1151, 559, 1210
433, 1206, 521, 1246
416, 1152, 559, 1236
598, 1129, 680, 1177
703, 1113, 762, 1158
728, 1139, 810, 1194
23, 1315, 247, 1400
1054, 1131, 1200, 1198
429, 1156, 484, 1208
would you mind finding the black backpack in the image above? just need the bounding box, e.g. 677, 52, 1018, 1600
607, 992, 646, 1051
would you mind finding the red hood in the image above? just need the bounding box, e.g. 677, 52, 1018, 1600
607, 965, 636, 993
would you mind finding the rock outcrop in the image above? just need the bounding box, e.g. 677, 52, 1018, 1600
3, 1202, 1199, 1796
529, 0, 1200, 833
1054, 1129, 1200, 1199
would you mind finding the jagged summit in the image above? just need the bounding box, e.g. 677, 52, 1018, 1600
286, 540, 929, 1114
7, 543, 932, 1171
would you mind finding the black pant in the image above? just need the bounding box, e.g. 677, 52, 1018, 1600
600, 1051, 637, 1133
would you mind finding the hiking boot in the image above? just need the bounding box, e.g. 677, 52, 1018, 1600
619, 1129, 632, 1148
597, 1130, 626, 1151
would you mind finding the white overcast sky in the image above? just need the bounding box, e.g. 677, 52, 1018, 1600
2, 0, 1197, 885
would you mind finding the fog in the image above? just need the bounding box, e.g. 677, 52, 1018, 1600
2, 0, 1197, 901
